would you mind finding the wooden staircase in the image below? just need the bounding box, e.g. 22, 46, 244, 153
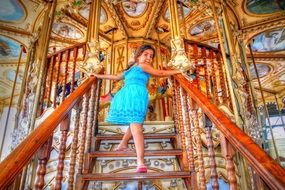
2, 75, 285, 190
76, 123, 192, 189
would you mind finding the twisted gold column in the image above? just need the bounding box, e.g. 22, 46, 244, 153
80, 0, 103, 74
167, 0, 194, 72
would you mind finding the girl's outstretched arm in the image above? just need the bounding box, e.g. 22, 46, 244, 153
92, 73, 124, 80
140, 64, 181, 77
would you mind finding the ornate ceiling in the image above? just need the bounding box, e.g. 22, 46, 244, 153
0, 0, 284, 111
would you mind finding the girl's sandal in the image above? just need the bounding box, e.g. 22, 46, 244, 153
136, 164, 147, 173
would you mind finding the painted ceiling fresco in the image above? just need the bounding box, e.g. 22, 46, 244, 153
251, 27, 285, 52
79, 6, 107, 24
122, 1, 147, 17
0, 0, 24, 22
52, 22, 84, 40
164, 6, 192, 21
0, 36, 22, 59
249, 63, 271, 79
190, 19, 216, 37
246, 0, 285, 14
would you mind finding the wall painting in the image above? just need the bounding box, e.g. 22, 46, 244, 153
0, 36, 22, 59
0, 0, 24, 22
52, 22, 84, 40
249, 63, 271, 79
251, 28, 285, 52
190, 19, 216, 37
122, 1, 147, 17
246, 0, 285, 14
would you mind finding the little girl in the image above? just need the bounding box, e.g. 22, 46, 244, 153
93, 44, 181, 173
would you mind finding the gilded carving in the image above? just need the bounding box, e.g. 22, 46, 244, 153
168, 37, 195, 72
79, 40, 103, 74
104, 2, 127, 37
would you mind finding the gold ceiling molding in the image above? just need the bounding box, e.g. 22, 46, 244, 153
251, 57, 285, 62
62, 5, 88, 27
104, 2, 127, 37
145, 0, 165, 38
226, 0, 238, 7
50, 36, 78, 45
243, 20, 285, 44
246, 53, 285, 62
200, 34, 219, 42
241, 14, 285, 34
0, 62, 26, 66
116, 1, 154, 31
0, 24, 31, 36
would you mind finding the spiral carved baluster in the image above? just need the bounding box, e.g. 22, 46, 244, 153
67, 105, 81, 190
202, 47, 211, 99
53, 53, 63, 108
192, 108, 206, 189
205, 118, 219, 190
220, 135, 237, 190
216, 52, 227, 104
181, 89, 198, 189
172, 79, 179, 134
35, 137, 53, 190
192, 44, 200, 91
55, 117, 69, 190
86, 84, 96, 153
77, 93, 89, 174
209, 51, 219, 104
175, 84, 188, 169
70, 48, 78, 93
61, 50, 70, 103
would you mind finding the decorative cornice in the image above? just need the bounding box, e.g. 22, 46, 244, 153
104, 1, 127, 37
61, 5, 87, 27
241, 15, 285, 35
0, 24, 31, 36
50, 36, 78, 45
246, 53, 285, 62
145, 0, 164, 38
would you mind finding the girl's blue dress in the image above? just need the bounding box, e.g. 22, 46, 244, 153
106, 65, 150, 124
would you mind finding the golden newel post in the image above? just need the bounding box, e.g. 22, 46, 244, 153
166, 0, 197, 188
30, 0, 57, 129
167, 0, 194, 72
80, 0, 103, 75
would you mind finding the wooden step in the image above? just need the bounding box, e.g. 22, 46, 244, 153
89, 149, 182, 158
95, 133, 177, 140
79, 171, 190, 181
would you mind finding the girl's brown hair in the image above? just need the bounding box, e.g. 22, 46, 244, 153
126, 44, 156, 70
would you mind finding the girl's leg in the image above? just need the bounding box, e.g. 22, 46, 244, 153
129, 123, 145, 166
116, 127, 132, 150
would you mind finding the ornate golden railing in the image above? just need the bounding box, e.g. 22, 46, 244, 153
172, 74, 285, 190
0, 76, 101, 189
1, 73, 284, 189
